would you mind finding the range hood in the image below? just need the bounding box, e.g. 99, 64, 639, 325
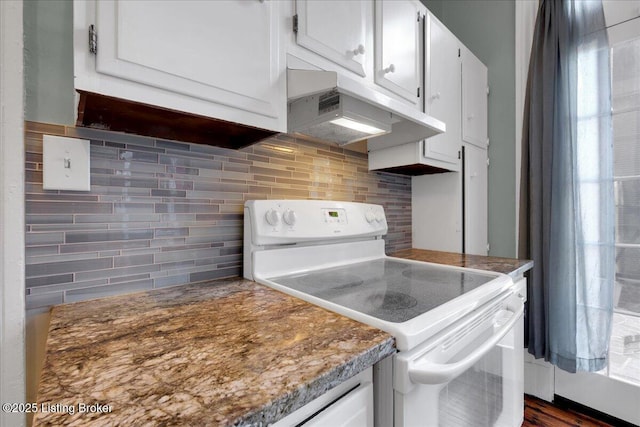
287, 69, 445, 150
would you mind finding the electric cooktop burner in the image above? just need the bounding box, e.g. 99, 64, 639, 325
270, 258, 496, 323
365, 291, 418, 310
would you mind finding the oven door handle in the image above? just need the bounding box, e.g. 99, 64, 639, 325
408, 304, 524, 385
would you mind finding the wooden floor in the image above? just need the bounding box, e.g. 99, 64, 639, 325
523, 395, 615, 427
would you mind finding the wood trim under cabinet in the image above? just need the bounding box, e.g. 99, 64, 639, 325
373, 163, 450, 176
76, 90, 278, 149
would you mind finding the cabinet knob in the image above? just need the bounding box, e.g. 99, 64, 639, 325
353, 44, 365, 56
383, 64, 396, 74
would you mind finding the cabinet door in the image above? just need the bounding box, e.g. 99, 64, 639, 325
270, 369, 373, 427
461, 47, 488, 148
412, 173, 463, 253
295, 0, 369, 77
464, 144, 488, 255
374, 0, 421, 105
91, 0, 284, 130
304, 382, 373, 426
424, 14, 461, 168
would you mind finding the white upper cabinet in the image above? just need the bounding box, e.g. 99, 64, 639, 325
74, 0, 286, 132
369, 11, 464, 174
424, 13, 461, 169
461, 47, 488, 148
374, 0, 422, 105
294, 0, 370, 77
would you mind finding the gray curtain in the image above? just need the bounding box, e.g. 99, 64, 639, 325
519, 0, 615, 373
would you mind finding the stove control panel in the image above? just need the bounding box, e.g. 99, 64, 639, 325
245, 200, 387, 245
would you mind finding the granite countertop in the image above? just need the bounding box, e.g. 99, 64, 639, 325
391, 248, 533, 279
33, 279, 395, 427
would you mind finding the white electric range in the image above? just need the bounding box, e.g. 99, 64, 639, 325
244, 200, 524, 427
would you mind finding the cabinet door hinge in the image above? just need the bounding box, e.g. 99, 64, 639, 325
458, 48, 461, 58
458, 150, 461, 159
487, 157, 490, 166
487, 85, 490, 95
89, 25, 97, 54
417, 11, 421, 21
293, 14, 298, 34
486, 243, 490, 252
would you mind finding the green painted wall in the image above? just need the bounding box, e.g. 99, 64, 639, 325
422, 0, 517, 258
24, 0, 74, 125
422, 0, 443, 21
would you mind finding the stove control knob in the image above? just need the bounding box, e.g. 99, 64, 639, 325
265, 209, 281, 226
365, 211, 376, 223
375, 212, 385, 223
283, 209, 297, 226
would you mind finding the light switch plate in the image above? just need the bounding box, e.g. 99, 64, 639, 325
43, 135, 91, 191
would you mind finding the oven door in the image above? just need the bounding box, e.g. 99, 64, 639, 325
393, 293, 524, 427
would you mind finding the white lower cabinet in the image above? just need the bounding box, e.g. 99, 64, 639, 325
270, 368, 373, 427
304, 381, 372, 427
74, 0, 286, 132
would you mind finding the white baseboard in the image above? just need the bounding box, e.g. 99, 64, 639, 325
524, 351, 555, 401
555, 368, 640, 425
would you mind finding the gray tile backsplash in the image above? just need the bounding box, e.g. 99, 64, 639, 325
25, 121, 412, 310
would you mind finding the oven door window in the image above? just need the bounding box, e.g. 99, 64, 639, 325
395, 305, 524, 427
439, 345, 510, 426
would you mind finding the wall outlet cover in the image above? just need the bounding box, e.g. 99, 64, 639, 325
42, 135, 91, 191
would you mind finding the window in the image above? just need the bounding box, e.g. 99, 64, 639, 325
607, 22, 640, 384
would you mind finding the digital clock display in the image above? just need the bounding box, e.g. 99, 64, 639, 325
323, 208, 346, 224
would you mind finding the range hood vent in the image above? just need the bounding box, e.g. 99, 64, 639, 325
287, 69, 445, 150
289, 90, 392, 145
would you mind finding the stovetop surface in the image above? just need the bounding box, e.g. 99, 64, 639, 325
270, 258, 496, 323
